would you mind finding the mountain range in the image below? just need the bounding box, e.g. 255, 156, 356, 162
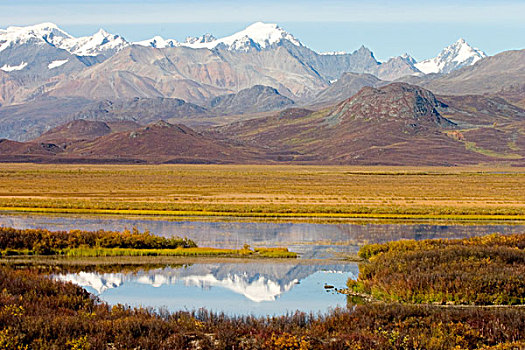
0, 22, 489, 106
0, 22, 523, 165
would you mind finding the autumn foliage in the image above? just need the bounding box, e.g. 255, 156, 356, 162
350, 233, 525, 305
0, 226, 196, 255
0, 265, 524, 349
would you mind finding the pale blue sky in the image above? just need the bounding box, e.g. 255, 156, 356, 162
1, 0, 524, 61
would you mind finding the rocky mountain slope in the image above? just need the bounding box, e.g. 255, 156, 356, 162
72, 98, 209, 124
0, 97, 94, 141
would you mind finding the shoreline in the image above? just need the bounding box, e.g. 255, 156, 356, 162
2, 207, 525, 222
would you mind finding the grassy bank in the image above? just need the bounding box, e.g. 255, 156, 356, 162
61, 247, 297, 258
347, 233, 525, 305
0, 164, 524, 220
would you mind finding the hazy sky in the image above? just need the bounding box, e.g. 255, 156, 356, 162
1, 0, 524, 61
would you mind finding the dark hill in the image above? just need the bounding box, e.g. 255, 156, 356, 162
64, 120, 262, 163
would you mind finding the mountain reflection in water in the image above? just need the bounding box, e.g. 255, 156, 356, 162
3, 213, 524, 259
54, 262, 358, 315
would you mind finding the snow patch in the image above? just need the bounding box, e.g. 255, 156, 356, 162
1, 61, 28, 72
48, 59, 68, 69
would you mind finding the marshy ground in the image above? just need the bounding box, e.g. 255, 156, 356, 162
0, 163, 524, 220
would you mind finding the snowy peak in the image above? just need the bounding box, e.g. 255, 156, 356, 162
0, 22, 72, 52
415, 38, 487, 74
181, 22, 302, 51
61, 28, 129, 56
134, 35, 179, 49
0, 22, 129, 57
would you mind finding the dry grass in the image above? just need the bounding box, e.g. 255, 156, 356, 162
0, 163, 524, 219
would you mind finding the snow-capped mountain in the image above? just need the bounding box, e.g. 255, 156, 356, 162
0, 22, 129, 84
0, 23, 129, 58
132, 22, 301, 52
0, 22, 69, 52
181, 22, 302, 51
415, 38, 487, 74
0, 20, 498, 123
0, 24, 84, 81
59, 29, 128, 57
134, 36, 179, 49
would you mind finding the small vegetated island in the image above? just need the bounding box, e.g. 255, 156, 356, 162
0, 226, 297, 259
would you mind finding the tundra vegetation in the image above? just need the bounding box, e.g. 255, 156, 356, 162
0, 263, 524, 349
0, 233, 524, 349
348, 233, 525, 305
0, 164, 524, 220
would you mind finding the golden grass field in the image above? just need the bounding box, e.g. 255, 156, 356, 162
0, 163, 524, 220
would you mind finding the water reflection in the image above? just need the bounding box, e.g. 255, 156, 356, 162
54, 262, 358, 316
2, 213, 524, 258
